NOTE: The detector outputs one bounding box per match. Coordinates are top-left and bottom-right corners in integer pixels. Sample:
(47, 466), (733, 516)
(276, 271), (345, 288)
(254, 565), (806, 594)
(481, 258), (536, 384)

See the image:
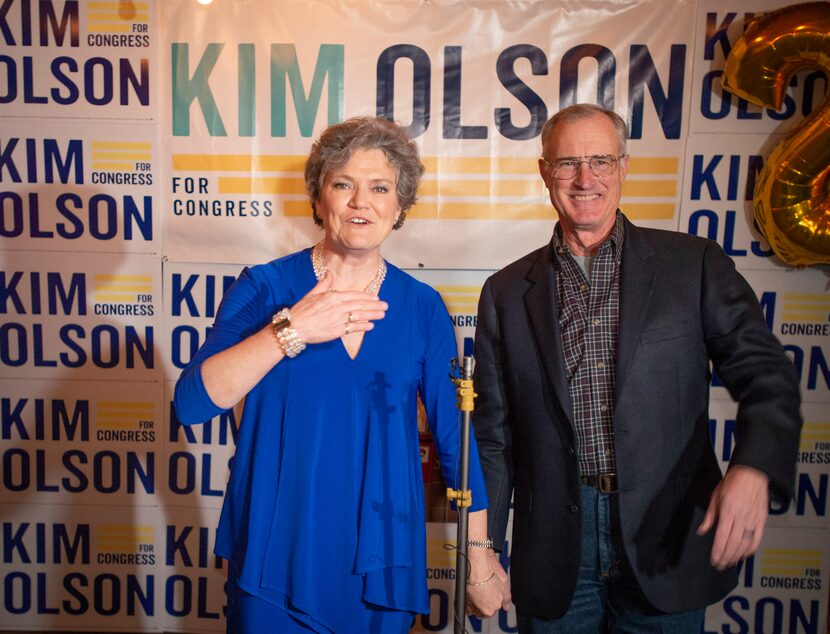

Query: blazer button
(567, 447), (575, 456)
(569, 504), (579, 513)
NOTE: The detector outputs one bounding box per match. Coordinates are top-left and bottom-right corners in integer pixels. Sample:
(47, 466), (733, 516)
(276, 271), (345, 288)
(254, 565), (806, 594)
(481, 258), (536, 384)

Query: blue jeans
(517, 484), (705, 633)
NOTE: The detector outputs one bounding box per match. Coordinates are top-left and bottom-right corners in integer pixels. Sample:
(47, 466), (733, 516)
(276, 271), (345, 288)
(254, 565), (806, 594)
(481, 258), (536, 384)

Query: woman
(174, 117), (506, 633)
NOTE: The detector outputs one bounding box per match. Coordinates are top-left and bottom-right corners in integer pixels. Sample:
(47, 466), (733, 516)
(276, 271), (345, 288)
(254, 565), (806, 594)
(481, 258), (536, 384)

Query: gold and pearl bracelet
(272, 308), (306, 358)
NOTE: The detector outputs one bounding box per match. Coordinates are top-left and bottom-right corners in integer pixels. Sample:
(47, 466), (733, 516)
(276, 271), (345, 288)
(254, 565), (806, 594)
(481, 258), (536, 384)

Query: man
(470, 104), (802, 631)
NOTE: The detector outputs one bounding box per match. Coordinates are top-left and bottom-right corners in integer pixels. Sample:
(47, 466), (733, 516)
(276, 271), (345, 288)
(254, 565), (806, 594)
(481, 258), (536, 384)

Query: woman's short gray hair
(305, 117), (425, 230)
(540, 104), (628, 156)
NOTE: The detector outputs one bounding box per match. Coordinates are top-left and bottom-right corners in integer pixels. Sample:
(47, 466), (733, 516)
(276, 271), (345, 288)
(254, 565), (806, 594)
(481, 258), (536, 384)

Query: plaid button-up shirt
(552, 212), (625, 476)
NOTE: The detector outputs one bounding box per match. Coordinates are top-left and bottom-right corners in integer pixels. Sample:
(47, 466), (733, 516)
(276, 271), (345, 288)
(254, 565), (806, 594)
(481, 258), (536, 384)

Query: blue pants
(518, 484), (705, 633)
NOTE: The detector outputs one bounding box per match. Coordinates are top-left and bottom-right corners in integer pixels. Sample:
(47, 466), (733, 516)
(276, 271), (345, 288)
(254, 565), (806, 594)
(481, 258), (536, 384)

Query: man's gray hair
(540, 104), (628, 156)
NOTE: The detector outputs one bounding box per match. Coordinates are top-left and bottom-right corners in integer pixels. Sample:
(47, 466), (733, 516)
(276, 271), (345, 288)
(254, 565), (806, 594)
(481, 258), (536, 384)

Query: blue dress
(174, 248), (489, 633)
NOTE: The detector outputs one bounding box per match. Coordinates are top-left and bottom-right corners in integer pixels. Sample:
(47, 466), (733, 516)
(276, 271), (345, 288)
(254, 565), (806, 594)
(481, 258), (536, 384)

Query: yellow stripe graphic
(784, 294), (830, 302)
(93, 293), (143, 302)
(761, 567), (816, 575)
(764, 548), (821, 557)
(98, 524), (154, 552)
(422, 156), (537, 175)
(92, 161), (135, 171)
(91, 151), (152, 161)
(419, 178), (545, 198)
(435, 286), (482, 314)
(621, 203), (675, 220)
(219, 177), (306, 195)
(99, 401), (154, 411)
(800, 423), (830, 449)
(176, 153), (678, 221)
(97, 421), (145, 430)
(781, 313), (830, 322)
(175, 153), (680, 175)
(101, 524), (153, 533)
(88, 23), (133, 32)
(782, 293), (830, 320)
(88, 2), (150, 9)
(97, 401), (154, 428)
(88, 11), (149, 20)
(622, 180), (677, 197)
(92, 275), (152, 302)
(405, 201), (554, 221)
(93, 283), (152, 292)
(95, 275), (151, 282)
(782, 303), (830, 312)
(174, 154), (304, 171)
(436, 286), (482, 293)
(627, 157), (679, 174)
(93, 142), (151, 150)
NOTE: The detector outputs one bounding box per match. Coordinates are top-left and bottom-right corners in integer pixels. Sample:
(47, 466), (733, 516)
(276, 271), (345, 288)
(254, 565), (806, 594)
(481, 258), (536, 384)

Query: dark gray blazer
(472, 214), (802, 617)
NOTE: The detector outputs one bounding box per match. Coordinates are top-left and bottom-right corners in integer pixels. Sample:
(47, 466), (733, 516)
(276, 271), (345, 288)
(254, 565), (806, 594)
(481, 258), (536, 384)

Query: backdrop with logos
(1, 0), (828, 631)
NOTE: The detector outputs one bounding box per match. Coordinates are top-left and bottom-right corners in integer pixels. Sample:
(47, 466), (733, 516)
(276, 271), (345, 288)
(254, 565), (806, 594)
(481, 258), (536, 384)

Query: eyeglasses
(541, 154), (626, 180)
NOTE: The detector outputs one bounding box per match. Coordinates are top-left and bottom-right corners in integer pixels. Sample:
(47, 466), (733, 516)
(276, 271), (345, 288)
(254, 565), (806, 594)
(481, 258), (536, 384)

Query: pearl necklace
(311, 241), (387, 295)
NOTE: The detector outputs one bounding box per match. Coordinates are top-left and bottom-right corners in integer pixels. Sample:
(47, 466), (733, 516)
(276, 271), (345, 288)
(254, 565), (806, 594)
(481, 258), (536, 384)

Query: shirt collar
(551, 210), (625, 265)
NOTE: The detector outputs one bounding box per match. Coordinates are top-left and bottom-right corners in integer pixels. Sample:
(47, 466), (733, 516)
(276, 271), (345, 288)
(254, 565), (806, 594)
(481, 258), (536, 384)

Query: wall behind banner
(0, 0), (827, 631)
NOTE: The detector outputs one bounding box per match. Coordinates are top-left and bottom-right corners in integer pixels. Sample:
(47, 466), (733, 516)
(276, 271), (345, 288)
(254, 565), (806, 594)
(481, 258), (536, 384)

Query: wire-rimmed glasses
(541, 154), (626, 180)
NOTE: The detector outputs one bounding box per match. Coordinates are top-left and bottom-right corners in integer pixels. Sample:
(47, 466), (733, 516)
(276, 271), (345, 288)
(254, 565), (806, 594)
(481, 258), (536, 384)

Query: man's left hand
(697, 465), (769, 571)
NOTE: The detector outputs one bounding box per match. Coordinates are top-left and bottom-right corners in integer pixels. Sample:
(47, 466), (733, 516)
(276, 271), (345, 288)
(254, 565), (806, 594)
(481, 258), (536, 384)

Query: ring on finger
(348, 311), (355, 322)
(345, 323), (350, 335)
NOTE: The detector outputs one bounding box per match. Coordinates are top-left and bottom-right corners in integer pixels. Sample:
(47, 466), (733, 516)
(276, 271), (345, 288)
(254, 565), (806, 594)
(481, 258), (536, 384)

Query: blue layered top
(173, 249), (488, 631)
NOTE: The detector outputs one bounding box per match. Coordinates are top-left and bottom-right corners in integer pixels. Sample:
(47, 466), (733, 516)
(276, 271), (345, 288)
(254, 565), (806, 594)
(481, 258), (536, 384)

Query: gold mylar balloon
(722, 1), (830, 267)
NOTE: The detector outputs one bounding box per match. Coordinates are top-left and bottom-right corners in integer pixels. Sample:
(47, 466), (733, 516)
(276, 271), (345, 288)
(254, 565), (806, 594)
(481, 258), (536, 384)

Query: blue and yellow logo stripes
(759, 548), (822, 577)
(96, 401), (154, 430)
(92, 274), (152, 303)
(172, 153), (681, 221)
(97, 525), (154, 553)
(436, 286), (481, 316)
(621, 156), (679, 220)
(781, 293), (830, 323)
(91, 141), (152, 172)
(800, 422), (829, 451)
(411, 156), (546, 220)
(87, 1), (149, 33)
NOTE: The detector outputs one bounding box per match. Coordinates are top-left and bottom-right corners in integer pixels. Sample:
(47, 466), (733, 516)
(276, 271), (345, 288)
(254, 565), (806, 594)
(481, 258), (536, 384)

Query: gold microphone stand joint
(446, 487), (472, 508)
(447, 366), (477, 508)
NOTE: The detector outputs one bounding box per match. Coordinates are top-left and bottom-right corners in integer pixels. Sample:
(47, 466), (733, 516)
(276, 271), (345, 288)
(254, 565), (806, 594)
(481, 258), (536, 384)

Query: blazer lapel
(615, 219), (657, 402)
(524, 244), (574, 427)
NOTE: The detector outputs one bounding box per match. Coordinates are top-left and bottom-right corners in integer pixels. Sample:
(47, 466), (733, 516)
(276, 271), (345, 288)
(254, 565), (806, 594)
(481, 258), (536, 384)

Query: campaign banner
(709, 399), (830, 530)
(0, 251), (162, 381)
(161, 0), (695, 269)
(679, 132), (779, 271)
(731, 267), (829, 403)
(0, 502), (162, 631)
(1, 378), (162, 507)
(163, 381), (236, 511)
(0, 0), (157, 120)
(703, 526), (829, 634)
(0, 119), (160, 255)
(1, 0), (827, 631)
(161, 260), (244, 382)
(406, 267), (496, 360)
(160, 506), (227, 632)
(689, 0), (827, 137)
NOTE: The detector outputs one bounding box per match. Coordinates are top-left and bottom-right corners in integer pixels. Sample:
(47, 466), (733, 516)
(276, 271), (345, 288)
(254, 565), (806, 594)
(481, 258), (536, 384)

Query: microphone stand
(447, 355), (476, 634)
